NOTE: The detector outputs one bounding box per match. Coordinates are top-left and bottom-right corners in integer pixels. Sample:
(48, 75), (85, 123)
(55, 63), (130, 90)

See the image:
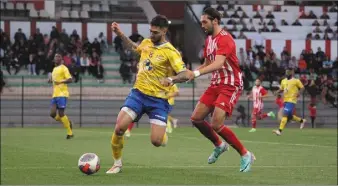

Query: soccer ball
(78, 153), (100, 175)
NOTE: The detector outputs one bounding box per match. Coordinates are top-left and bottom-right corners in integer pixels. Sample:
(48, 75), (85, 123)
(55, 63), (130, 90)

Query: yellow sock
(168, 115), (173, 123)
(60, 115), (72, 135)
(279, 117), (288, 131)
(161, 132), (168, 146)
(167, 119), (172, 130)
(292, 115), (302, 123)
(54, 114), (61, 122)
(111, 132), (124, 160)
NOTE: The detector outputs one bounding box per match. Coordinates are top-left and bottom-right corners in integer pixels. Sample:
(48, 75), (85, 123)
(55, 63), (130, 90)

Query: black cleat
(66, 135), (74, 139)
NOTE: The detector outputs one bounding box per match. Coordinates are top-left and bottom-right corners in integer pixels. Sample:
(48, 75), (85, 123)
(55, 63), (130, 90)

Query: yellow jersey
(168, 84), (179, 105)
(280, 78), (304, 104)
(134, 39), (186, 99)
(51, 64), (72, 98)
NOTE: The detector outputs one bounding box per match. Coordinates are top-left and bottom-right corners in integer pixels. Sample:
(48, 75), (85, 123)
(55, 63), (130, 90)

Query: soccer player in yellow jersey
(49, 53), (74, 139)
(273, 68), (306, 136)
(106, 15), (191, 174)
(166, 84), (179, 133)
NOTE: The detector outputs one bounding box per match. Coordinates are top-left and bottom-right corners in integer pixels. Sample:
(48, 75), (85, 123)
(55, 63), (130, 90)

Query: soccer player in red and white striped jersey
(247, 79), (275, 132)
(168, 7), (255, 172)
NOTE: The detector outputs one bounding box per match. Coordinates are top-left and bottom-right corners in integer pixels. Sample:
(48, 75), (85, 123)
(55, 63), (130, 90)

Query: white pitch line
(3, 165), (337, 170)
(79, 130), (336, 148)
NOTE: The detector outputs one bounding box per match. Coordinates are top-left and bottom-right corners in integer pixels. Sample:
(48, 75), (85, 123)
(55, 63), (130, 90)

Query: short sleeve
(216, 35), (233, 56)
(167, 49), (186, 74)
(280, 80), (285, 90)
(260, 87), (268, 96)
(136, 39), (148, 54)
(63, 66), (72, 79)
(297, 79), (304, 89)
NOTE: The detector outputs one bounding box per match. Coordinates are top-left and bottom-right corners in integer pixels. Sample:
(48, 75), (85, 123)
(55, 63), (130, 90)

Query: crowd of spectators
(0, 27), (106, 83)
(201, 1), (338, 40)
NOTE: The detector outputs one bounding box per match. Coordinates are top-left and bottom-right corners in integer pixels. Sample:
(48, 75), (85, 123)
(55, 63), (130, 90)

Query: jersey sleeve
(280, 80), (285, 90)
(297, 79), (304, 89)
(167, 49), (186, 74)
(260, 87), (268, 96)
(216, 35), (233, 57)
(171, 84), (179, 93)
(136, 39), (148, 54)
(63, 66), (72, 79)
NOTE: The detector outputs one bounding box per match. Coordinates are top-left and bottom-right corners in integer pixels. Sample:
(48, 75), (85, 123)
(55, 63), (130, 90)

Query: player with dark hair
(273, 68), (306, 135)
(106, 15), (191, 174)
(247, 79), (275, 132)
(163, 7), (255, 172)
(49, 52), (74, 139)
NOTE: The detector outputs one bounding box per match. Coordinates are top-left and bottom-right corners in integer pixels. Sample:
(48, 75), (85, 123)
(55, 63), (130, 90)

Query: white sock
(114, 159), (122, 166)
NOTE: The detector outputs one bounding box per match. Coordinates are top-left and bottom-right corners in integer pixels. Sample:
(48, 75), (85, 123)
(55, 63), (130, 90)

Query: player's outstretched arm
(171, 70), (193, 84)
(111, 22), (138, 53)
(192, 55), (226, 79)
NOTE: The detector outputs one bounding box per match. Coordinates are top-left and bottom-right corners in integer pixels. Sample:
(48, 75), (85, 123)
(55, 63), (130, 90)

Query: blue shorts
(283, 102), (295, 118)
(168, 105), (173, 113)
(51, 97), (68, 109)
(122, 89), (170, 126)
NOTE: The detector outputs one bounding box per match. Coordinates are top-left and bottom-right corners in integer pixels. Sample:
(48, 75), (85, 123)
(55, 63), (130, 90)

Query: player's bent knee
(151, 139), (162, 147)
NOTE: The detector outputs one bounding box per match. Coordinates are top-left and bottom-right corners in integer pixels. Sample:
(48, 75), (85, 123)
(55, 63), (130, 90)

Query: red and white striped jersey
(252, 85), (268, 109)
(203, 29), (243, 87)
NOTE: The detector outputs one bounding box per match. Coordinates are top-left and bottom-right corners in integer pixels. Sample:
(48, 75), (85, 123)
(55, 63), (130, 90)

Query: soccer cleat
(166, 127), (173, 134)
(66, 135), (74, 139)
(249, 128), (256, 132)
(272, 129), (281, 136)
(300, 119), (306, 129)
(106, 165), (122, 174)
(268, 111), (276, 119)
(125, 130), (131, 138)
(240, 151), (255, 172)
(172, 118), (178, 128)
(208, 142), (229, 164)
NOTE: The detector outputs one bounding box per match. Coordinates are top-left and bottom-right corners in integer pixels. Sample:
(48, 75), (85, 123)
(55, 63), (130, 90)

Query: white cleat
(272, 129), (281, 136)
(300, 119), (306, 129)
(106, 164), (122, 174)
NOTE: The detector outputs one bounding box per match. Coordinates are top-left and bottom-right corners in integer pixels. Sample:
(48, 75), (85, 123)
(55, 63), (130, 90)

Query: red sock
(216, 125), (247, 156)
(251, 119), (257, 128)
(193, 120), (223, 147)
(260, 113), (268, 119)
(128, 122), (135, 131)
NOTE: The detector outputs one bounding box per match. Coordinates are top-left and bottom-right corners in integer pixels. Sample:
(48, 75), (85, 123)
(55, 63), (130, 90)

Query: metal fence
(1, 77), (337, 128)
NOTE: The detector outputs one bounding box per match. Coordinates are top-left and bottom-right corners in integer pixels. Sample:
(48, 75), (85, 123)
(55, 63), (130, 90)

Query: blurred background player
(247, 79), (275, 132)
(167, 7), (255, 172)
(273, 68), (306, 136)
(308, 103), (317, 128)
(49, 53), (74, 139)
(106, 15), (190, 174)
(275, 94), (284, 121)
(166, 84), (179, 133)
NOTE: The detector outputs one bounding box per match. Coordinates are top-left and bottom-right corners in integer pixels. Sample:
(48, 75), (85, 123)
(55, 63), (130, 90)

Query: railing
(1, 76), (337, 128)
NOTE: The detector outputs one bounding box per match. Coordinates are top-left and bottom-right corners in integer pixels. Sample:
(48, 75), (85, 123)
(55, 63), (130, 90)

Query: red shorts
(199, 85), (242, 117)
(252, 107), (262, 116)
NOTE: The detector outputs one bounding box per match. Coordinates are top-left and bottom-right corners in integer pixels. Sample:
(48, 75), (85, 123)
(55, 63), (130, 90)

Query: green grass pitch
(1, 127), (337, 185)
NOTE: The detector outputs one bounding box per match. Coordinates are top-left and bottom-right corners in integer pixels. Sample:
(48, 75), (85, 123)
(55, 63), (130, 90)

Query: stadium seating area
(0, 0), (147, 22)
(192, 3), (338, 40)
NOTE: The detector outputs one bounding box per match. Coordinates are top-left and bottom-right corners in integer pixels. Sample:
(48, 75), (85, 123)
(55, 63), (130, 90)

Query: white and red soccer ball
(78, 153), (100, 175)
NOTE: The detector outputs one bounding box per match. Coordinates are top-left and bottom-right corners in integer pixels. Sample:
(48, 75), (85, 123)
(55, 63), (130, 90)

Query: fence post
(21, 76), (24, 128)
(79, 77), (82, 128)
